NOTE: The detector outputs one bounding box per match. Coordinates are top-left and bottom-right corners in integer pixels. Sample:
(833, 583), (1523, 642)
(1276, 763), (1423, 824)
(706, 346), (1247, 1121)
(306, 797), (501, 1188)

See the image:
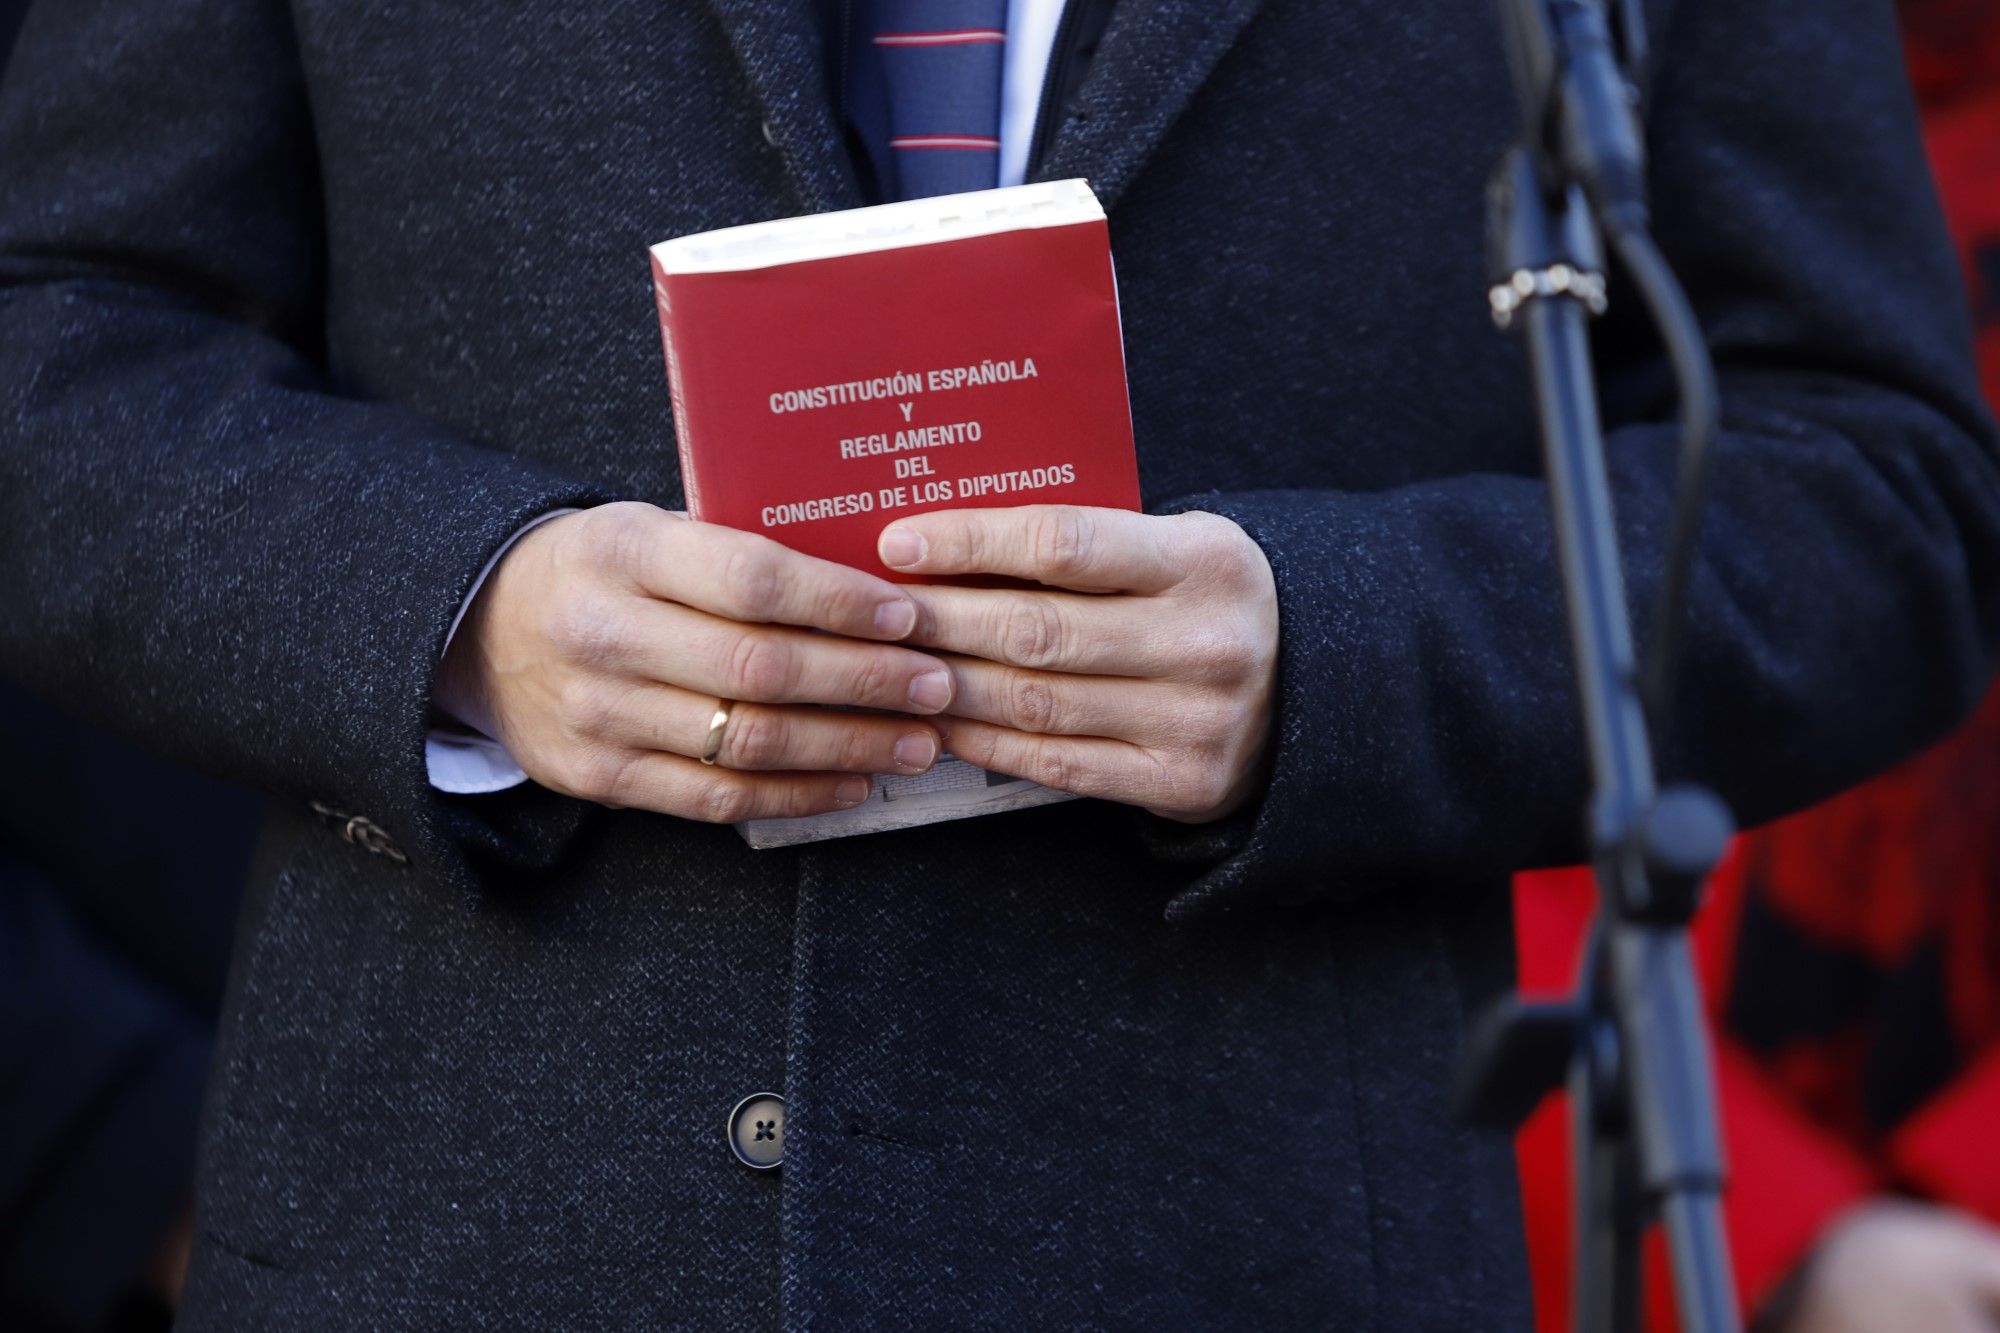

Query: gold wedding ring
(700, 700), (734, 766)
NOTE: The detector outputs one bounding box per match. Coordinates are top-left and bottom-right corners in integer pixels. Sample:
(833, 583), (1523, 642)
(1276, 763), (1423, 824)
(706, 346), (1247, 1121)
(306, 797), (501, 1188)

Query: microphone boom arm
(1455, 4), (1741, 1331)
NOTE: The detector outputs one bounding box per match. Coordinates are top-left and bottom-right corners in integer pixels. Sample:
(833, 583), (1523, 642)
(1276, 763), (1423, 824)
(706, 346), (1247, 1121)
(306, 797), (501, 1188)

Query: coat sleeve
(1148, 0), (2000, 921)
(0, 2), (616, 890)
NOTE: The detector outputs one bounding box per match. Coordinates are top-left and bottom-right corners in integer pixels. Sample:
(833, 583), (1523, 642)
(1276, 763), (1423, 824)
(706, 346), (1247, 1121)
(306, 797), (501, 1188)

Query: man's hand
(880, 505), (1279, 822)
(436, 502), (955, 822)
(1778, 1201), (2000, 1333)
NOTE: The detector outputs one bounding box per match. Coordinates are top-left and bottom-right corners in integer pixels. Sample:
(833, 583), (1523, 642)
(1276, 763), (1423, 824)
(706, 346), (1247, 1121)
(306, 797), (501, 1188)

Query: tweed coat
(1, 0), (1996, 1326)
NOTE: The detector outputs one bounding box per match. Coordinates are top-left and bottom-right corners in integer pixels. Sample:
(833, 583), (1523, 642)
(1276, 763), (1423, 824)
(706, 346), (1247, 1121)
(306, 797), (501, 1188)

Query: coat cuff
(1144, 489), (1387, 922)
(296, 465), (614, 895)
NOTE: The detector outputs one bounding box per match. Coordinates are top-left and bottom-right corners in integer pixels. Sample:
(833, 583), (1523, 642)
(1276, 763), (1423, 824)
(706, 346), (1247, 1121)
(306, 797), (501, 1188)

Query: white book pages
(737, 754), (1076, 848)
(650, 178), (1103, 275)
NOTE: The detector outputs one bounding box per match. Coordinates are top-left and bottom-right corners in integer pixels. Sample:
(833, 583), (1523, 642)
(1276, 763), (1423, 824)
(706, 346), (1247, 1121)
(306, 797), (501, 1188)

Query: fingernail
(836, 776), (870, 806)
(880, 527), (926, 569)
(892, 732), (937, 772)
(874, 599), (916, 637)
(932, 715), (954, 741)
(907, 669), (952, 712)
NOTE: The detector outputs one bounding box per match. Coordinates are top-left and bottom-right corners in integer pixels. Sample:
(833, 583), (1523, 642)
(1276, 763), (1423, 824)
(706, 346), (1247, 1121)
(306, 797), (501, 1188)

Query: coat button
(728, 1093), (786, 1170)
(309, 800), (408, 864)
(342, 815), (407, 863)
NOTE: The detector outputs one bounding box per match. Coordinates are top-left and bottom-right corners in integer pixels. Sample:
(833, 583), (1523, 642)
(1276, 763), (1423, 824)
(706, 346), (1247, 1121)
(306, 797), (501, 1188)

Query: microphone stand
(1454, 3), (1741, 1330)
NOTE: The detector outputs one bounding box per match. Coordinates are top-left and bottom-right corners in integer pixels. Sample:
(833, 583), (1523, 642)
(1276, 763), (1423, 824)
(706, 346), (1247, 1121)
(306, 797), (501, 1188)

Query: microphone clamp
(1488, 261), (1608, 330)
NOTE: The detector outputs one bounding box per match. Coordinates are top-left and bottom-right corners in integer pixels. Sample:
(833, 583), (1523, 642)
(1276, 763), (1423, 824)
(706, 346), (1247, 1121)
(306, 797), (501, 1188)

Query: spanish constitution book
(648, 178), (1139, 847)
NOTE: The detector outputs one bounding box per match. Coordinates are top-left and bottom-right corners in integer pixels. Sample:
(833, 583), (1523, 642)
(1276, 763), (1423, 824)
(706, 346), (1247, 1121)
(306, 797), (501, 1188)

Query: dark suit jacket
(1, 0), (1995, 1326)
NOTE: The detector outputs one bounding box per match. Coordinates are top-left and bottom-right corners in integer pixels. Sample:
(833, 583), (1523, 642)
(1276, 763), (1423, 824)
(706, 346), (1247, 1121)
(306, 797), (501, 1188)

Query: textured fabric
(0, 0), (1995, 1327)
(847, 0), (1009, 199)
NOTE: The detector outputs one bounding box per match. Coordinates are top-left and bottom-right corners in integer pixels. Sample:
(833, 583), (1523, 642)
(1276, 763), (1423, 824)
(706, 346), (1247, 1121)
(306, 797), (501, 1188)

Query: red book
(649, 180), (1139, 580)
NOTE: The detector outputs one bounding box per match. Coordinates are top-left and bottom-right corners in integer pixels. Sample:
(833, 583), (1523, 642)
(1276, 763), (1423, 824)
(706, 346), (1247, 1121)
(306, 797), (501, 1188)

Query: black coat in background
(0, 686), (258, 1332)
(2, 0), (1996, 1326)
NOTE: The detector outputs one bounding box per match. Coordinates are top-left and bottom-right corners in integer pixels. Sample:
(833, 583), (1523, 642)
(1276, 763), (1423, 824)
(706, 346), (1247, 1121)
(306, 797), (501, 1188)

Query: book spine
(651, 259), (705, 519)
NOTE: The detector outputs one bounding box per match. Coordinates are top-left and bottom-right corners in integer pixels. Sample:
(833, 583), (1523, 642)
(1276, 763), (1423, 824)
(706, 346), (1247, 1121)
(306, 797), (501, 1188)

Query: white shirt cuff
(425, 508), (580, 794)
(425, 727), (536, 794)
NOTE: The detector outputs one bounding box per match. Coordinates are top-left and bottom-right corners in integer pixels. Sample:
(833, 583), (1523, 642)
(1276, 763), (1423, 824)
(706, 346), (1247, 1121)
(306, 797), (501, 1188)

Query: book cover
(647, 180), (1138, 846)
(649, 179), (1139, 580)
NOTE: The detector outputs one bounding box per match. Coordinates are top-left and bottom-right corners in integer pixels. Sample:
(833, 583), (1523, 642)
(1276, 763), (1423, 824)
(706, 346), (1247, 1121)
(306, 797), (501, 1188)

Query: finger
(904, 583), (1187, 675)
(587, 749), (875, 823)
(631, 513), (920, 640)
(942, 656), (1159, 740)
(879, 505), (1183, 593)
(944, 717), (1174, 808)
(581, 681), (943, 775)
(628, 600), (956, 714)
(710, 700), (942, 775)
(715, 702), (941, 775)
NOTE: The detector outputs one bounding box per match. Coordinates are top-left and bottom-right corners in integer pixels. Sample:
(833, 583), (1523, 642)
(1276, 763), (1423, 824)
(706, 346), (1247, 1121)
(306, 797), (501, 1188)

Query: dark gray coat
(1, 0), (1995, 1326)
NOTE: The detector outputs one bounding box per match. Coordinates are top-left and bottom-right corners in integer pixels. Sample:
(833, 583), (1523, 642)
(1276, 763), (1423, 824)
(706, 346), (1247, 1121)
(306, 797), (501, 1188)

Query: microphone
(1497, 0), (1716, 723)
(1462, 2), (1740, 1327)
(1497, 0), (1649, 231)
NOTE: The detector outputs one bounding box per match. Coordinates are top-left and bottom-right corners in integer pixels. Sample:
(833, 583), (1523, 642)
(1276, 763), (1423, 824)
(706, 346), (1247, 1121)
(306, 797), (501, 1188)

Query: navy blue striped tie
(847, 1), (1008, 200)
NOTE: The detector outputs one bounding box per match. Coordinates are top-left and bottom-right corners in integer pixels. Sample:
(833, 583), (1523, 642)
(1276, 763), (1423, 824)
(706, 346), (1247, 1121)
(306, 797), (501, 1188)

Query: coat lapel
(1036, 0), (1270, 211)
(704, 0), (862, 213)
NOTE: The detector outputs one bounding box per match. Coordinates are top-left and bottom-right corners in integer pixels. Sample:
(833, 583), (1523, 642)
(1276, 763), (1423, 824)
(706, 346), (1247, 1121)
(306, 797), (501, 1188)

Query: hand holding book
(887, 503), (1279, 823)
(641, 179), (1186, 844)
(433, 502), (955, 823)
(443, 181), (1276, 838)
(433, 496), (1278, 831)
